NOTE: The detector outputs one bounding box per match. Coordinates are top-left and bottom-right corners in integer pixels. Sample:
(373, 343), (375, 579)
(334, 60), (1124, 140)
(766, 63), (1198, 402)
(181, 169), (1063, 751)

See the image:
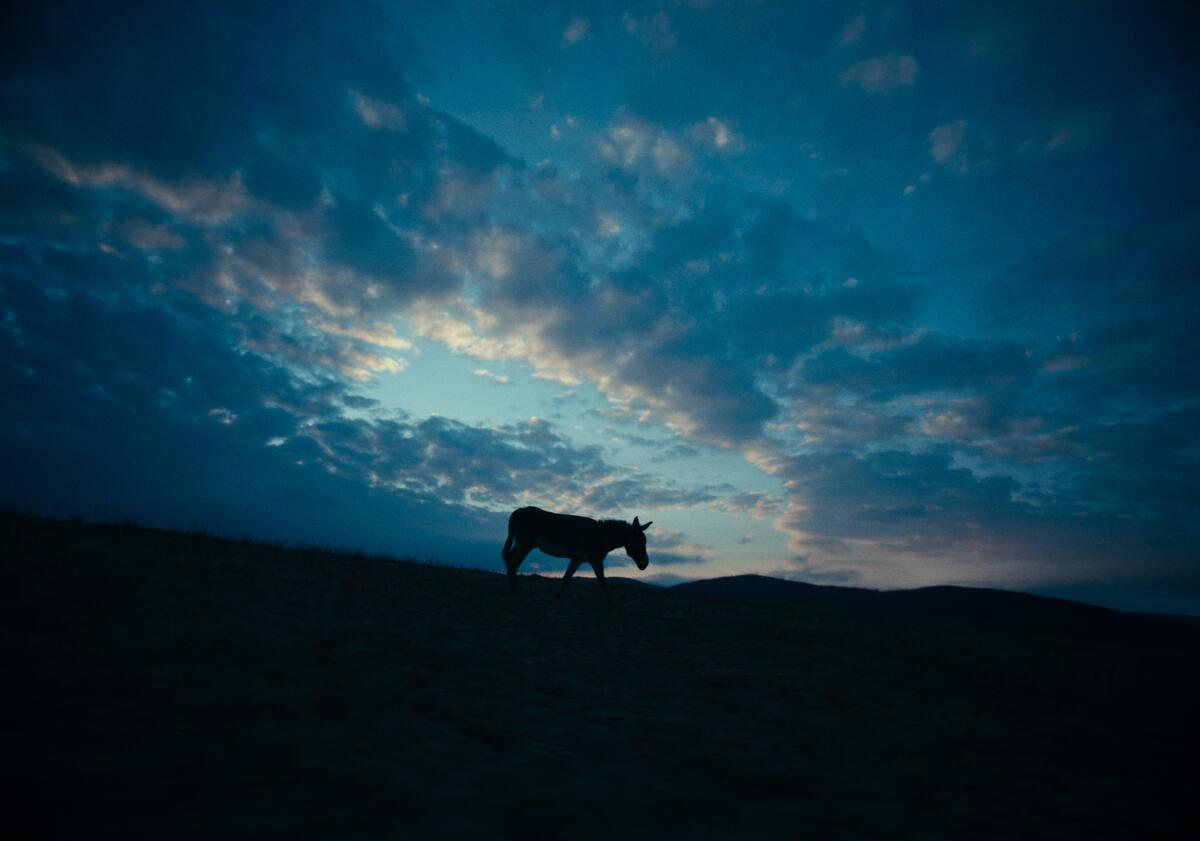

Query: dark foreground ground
(5, 513), (1198, 839)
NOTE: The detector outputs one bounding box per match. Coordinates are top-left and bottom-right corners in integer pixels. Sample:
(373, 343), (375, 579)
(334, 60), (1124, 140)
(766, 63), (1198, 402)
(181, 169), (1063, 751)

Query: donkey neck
(599, 520), (630, 553)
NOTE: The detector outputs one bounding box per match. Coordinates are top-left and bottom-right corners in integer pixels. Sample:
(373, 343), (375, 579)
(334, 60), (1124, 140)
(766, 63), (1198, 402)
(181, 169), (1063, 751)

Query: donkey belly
(534, 537), (580, 558)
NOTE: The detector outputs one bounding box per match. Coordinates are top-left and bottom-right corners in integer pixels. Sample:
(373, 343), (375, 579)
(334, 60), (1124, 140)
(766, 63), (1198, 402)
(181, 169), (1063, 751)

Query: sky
(2, 1), (1198, 614)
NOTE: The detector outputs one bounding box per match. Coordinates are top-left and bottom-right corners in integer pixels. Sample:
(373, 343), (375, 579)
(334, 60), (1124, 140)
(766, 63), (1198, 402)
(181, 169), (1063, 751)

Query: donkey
(501, 506), (653, 603)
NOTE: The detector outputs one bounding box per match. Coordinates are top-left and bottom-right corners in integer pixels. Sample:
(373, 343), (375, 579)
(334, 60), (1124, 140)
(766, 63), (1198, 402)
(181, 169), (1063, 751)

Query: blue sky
(2, 1), (1198, 613)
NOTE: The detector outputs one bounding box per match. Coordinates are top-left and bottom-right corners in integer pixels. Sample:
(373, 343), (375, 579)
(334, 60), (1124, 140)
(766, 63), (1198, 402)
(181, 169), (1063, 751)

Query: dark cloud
(799, 336), (1033, 400)
(771, 445), (1199, 603)
(450, 184), (929, 445)
(0, 235), (728, 563)
(2, 0), (520, 329)
(3, 1), (414, 179)
(983, 216), (1200, 330)
(0, 240), (501, 560)
(776, 448), (1022, 551)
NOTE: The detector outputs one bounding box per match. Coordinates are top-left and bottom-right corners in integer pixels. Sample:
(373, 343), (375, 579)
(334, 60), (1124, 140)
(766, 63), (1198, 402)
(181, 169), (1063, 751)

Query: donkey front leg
(591, 558), (613, 606)
(506, 542), (533, 594)
(555, 557), (583, 599)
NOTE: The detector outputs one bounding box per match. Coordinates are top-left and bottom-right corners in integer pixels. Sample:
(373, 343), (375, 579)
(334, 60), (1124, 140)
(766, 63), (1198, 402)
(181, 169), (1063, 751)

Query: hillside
(5, 513), (1198, 839)
(673, 574), (1200, 645)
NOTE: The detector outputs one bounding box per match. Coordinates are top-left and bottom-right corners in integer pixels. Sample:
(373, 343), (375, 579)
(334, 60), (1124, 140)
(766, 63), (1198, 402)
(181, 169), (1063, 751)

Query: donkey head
(625, 516), (653, 570)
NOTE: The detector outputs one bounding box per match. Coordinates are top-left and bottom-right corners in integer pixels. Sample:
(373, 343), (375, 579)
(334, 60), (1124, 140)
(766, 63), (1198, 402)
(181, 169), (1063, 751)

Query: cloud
(351, 90), (406, 131)
(928, 120), (970, 174)
(711, 492), (782, 520)
(113, 217), (187, 252)
(473, 368), (511, 384)
(798, 336), (1033, 400)
(762, 444), (1195, 592)
(28, 144), (252, 225)
(689, 117), (745, 154)
(623, 11), (677, 52)
(2, 1), (417, 181)
(562, 17), (590, 45)
(982, 216), (1200, 329)
(840, 53), (918, 93)
(598, 113), (693, 178)
(839, 13), (867, 46)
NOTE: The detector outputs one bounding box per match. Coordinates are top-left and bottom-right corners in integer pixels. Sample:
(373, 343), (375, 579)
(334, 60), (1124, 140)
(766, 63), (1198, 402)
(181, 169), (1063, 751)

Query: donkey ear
(640, 520), (653, 531)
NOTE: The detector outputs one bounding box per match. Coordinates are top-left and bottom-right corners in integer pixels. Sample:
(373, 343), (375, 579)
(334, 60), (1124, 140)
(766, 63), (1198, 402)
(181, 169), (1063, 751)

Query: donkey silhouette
(502, 506), (652, 604)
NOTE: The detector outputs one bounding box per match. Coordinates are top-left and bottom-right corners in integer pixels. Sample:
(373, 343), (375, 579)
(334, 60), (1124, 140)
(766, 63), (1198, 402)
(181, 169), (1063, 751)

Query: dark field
(5, 513), (1197, 839)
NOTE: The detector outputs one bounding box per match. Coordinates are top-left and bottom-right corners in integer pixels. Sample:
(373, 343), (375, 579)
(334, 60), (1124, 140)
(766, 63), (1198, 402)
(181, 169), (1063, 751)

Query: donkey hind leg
(506, 541), (533, 594)
(591, 559), (613, 606)
(501, 526), (515, 565)
(555, 557), (583, 599)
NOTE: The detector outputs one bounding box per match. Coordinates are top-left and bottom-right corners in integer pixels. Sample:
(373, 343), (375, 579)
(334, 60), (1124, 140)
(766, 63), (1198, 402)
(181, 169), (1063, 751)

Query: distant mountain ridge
(671, 574), (1200, 647)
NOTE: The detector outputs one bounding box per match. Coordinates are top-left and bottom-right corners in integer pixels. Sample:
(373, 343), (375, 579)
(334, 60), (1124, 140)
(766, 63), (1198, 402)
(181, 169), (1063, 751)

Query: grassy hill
(5, 512), (1197, 839)
(674, 574), (1200, 645)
